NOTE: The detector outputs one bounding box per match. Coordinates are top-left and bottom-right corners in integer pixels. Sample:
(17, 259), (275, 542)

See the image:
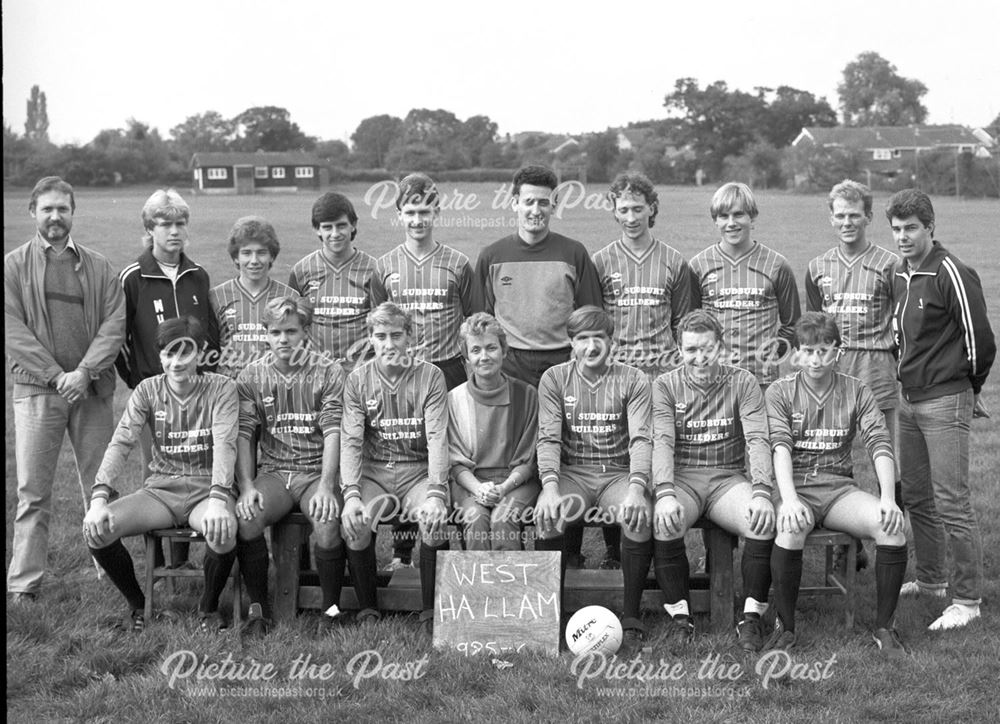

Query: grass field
(5, 183), (1000, 723)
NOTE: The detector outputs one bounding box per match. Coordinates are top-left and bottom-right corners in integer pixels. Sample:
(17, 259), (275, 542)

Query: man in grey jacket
(5, 176), (125, 602)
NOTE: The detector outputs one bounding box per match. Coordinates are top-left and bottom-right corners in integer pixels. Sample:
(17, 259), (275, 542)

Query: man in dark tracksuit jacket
(887, 188), (995, 632)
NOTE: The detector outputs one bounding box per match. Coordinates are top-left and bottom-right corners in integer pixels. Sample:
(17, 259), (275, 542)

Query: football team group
(5, 165), (994, 661)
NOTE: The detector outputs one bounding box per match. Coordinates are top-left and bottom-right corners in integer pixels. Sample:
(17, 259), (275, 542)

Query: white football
(565, 605), (623, 656)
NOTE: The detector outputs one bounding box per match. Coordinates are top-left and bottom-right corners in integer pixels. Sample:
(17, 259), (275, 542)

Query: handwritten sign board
(433, 550), (560, 657)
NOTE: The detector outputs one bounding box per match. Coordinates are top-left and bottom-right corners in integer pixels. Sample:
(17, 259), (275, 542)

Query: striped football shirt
(210, 277), (295, 378)
(236, 352), (344, 473)
(340, 358), (449, 502)
(373, 243), (475, 362)
(92, 373), (238, 502)
(593, 237), (696, 375)
(288, 248), (379, 366)
(765, 371), (894, 477)
(690, 242), (800, 385)
(536, 360), (652, 483)
(805, 244), (898, 351)
(652, 365), (772, 499)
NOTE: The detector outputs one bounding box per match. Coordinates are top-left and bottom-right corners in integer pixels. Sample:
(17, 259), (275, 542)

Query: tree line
(4, 52), (997, 195)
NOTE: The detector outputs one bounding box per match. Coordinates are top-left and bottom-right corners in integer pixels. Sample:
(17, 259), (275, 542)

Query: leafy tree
(985, 112), (1000, 140)
(232, 106), (315, 152)
(351, 114), (403, 167)
(722, 141), (784, 189)
(837, 52), (928, 126)
(458, 115), (499, 167)
(758, 86), (837, 147)
(584, 129), (623, 183)
(391, 108), (466, 169)
(25, 85), (49, 143)
(169, 111), (235, 157)
(664, 78), (768, 177)
(314, 139), (350, 166)
(385, 141), (447, 173)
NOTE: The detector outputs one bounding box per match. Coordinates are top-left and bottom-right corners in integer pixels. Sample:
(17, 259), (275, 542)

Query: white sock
(743, 597), (768, 616)
(663, 600), (690, 618)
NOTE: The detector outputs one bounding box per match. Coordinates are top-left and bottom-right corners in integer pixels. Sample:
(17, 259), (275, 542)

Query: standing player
(806, 180), (899, 570)
(651, 310), (775, 650)
(475, 165), (603, 387)
(534, 306), (653, 652)
(888, 189), (994, 630)
(211, 216), (295, 378)
(764, 313), (907, 656)
(83, 317), (239, 632)
(595, 172), (695, 378)
(689, 182), (800, 386)
(373, 173), (475, 568)
(340, 303), (450, 632)
(449, 312), (539, 551)
(234, 297), (345, 636)
(6, 176), (125, 602)
(289, 192), (379, 370)
(587, 172), (696, 570)
(374, 172), (475, 389)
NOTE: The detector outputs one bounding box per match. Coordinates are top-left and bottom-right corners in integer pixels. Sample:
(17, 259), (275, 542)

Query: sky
(4, 0), (999, 146)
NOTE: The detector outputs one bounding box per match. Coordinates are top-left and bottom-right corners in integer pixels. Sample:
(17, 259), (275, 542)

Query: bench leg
(845, 540), (857, 629)
(705, 528), (735, 633)
(144, 535), (155, 622)
(272, 523), (304, 622)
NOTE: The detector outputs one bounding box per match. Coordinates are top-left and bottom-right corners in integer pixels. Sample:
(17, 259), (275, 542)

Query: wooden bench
(798, 528), (857, 629)
(272, 512), (737, 633)
(143, 528), (242, 622)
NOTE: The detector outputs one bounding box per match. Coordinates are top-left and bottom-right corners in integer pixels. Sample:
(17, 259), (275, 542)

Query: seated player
(534, 306), (653, 653)
(233, 297), (345, 636)
(651, 310), (775, 651)
(449, 313), (539, 551)
(211, 216), (295, 378)
(764, 312), (907, 656)
(340, 302), (449, 632)
(82, 317), (238, 632)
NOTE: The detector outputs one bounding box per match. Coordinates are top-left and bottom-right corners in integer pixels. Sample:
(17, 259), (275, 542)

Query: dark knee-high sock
(200, 547), (236, 614)
(564, 525), (584, 557)
(621, 536), (652, 621)
(346, 540), (378, 611)
(603, 526), (622, 559)
(237, 536), (270, 610)
(535, 534), (567, 604)
(170, 540), (191, 567)
(741, 538), (774, 605)
(770, 545), (803, 632)
(875, 544), (908, 629)
(653, 538), (690, 606)
(90, 542), (145, 611)
(419, 539), (449, 612)
(894, 481), (905, 513)
(314, 542), (346, 612)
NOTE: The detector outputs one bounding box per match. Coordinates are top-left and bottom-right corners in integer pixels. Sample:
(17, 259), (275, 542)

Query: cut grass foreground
(5, 184), (1000, 722)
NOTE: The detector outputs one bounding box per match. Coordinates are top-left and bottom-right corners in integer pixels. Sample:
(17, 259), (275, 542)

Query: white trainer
(928, 603), (980, 631)
(900, 580), (947, 598)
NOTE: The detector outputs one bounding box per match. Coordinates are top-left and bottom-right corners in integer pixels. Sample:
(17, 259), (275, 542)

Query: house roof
(191, 151), (322, 168)
(794, 125), (981, 150)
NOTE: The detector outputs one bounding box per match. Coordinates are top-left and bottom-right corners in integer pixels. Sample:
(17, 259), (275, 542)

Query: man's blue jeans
(898, 388), (981, 603)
